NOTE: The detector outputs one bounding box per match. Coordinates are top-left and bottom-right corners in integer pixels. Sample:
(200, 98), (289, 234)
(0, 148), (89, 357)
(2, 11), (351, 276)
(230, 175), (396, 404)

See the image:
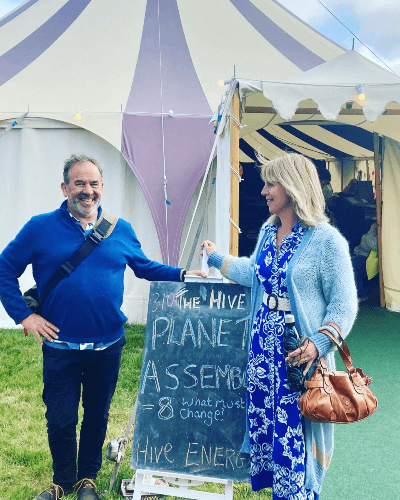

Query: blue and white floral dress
(247, 222), (318, 500)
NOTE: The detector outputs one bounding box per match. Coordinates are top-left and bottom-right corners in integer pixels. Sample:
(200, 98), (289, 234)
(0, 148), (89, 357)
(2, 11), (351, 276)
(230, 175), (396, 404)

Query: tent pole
(229, 86), (240, 257)
(178, 80), (236, 266)
(373, 132), (385, 308)
(341, 160), (343, 191)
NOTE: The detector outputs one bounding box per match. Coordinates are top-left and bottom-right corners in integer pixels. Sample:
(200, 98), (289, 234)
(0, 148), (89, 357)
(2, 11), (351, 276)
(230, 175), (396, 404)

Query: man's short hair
(63, 154), (103, 184)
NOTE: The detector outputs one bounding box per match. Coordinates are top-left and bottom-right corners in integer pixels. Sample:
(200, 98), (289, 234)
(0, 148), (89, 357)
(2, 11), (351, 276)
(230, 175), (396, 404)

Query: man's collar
(68, 211), (95, 229)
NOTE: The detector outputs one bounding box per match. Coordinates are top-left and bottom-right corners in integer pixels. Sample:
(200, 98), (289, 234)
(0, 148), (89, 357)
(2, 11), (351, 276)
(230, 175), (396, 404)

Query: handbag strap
(40, 213), (118, 308)
(320, 330), (355, 373)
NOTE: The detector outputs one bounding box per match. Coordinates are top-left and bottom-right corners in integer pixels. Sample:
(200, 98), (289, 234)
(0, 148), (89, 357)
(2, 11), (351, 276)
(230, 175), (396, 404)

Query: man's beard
(68, 195), (101, 217)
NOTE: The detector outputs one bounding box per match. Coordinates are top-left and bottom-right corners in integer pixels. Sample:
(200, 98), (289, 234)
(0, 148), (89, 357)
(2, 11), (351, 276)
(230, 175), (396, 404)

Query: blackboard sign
(131, 281), (251, 482)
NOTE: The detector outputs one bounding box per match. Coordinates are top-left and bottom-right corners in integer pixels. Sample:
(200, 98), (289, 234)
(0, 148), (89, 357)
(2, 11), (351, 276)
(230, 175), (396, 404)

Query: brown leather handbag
(298, 331), (378, 423)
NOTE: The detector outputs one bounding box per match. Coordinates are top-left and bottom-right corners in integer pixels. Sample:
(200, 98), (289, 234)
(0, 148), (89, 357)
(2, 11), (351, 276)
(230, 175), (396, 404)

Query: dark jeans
(42, 337), (126, 490)
(351, 254), (368, 300)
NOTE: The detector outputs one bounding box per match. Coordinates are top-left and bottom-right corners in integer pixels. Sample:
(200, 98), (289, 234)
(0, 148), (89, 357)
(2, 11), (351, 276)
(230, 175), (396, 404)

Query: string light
(218, 78), (233, 87)
(355, 84), (366, 105)
(74, 109), (83, 120)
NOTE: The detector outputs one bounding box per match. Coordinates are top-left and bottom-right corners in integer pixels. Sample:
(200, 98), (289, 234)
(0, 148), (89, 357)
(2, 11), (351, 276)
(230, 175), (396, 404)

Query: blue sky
(280, 0), (400, 74)
(0, 0), (23, 18)
(1, 0), (399, 74)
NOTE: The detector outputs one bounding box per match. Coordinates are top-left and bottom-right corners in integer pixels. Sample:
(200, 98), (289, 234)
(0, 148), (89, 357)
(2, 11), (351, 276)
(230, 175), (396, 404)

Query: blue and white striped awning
(239, 122), (375, 162)
(237, 51), (400, 163)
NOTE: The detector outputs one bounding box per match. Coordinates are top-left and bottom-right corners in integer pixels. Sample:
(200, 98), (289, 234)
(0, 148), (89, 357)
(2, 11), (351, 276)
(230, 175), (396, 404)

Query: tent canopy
(6, 0), (399, 322)
(236, 50), (400, 185)
(0, 0), (347, 265)
(219, 49), (400, 313)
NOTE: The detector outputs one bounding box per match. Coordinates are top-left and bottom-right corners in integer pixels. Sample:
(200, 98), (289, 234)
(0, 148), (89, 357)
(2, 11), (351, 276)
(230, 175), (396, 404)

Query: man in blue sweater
(0, 154), (204, 500)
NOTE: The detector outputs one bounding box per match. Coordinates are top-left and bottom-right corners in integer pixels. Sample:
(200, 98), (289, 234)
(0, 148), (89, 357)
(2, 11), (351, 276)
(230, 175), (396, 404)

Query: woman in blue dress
(202, 154), (357, 499)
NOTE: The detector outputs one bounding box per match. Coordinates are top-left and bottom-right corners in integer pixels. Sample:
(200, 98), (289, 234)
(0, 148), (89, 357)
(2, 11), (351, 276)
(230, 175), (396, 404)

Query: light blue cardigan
(208, 221), (358, 494)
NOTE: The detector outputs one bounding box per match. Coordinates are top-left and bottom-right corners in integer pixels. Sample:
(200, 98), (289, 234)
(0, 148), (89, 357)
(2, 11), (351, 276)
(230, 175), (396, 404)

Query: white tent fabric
(0, 125), (155, 327)
(0, 0), (349, 326)
(239, 51), (400, 123)
(0, 123), (216, 327)
(382, 138), (400, 313)
(0, 0), (345, 139)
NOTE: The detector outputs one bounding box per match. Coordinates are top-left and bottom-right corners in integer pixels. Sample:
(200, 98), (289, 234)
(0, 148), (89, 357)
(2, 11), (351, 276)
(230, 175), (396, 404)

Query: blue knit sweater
(208, 221), (358, 494)
(0, 202), (181, 343)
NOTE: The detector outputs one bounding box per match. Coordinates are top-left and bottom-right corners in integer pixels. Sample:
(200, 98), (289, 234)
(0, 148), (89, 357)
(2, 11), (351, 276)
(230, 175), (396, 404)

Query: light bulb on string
(74, 109), (83, 121)
(355, 84), (366, 105)
(218, 78), (233, 87)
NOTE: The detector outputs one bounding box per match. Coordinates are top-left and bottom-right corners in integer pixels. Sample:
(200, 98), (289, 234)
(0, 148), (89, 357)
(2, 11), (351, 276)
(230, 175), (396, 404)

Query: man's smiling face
(61, 161), (104, 219)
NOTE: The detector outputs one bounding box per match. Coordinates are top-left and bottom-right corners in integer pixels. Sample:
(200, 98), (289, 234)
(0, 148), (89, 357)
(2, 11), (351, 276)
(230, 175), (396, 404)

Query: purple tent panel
(122, 114), (214, 266)
(122, 0), (214, 265)
(231, 0), (325, 71)
(0, 0), (91, 86)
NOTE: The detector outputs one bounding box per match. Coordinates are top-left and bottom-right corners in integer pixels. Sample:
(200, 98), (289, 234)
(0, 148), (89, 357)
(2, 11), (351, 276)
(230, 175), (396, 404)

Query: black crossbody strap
(41, 213), (118, 308)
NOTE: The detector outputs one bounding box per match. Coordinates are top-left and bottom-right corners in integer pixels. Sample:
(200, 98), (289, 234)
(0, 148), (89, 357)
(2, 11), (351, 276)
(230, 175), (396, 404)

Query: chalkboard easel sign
(131, 281), (251, 483)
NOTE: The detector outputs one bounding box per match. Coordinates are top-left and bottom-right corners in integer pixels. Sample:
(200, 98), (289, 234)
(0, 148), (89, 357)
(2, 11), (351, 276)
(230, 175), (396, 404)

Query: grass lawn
(0, 324), (271, 500)
(5, 303), (394, 500)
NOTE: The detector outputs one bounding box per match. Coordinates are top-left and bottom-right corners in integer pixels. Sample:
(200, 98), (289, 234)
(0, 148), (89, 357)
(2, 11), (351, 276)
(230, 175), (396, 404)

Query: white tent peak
(288, 50), (400, 86)
(239, 50), (400, 122)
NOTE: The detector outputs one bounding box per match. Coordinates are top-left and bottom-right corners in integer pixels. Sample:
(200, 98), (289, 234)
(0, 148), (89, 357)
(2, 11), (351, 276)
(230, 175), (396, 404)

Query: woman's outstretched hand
(285, 338), (318, 376)
(186, 270), (208, 278)
(201, 240), (217, 257)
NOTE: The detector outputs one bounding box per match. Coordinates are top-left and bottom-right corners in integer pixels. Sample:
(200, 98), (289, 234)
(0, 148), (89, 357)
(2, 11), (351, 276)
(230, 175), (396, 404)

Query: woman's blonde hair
(259, 153), (328, 226)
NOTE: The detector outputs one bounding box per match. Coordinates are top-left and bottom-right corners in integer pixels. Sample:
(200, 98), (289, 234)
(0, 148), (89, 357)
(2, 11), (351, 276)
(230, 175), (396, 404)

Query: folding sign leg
(129, 470), (234, 500)
(130, 471), (144, 500)
(108, 399), (138, 492)
(224, 480), (234, 499)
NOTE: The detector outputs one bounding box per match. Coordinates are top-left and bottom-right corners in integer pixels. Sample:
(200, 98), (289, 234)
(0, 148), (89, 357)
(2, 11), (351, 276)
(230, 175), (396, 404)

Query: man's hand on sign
(21, 314), (59, 345)
(200, 240), (217, 256)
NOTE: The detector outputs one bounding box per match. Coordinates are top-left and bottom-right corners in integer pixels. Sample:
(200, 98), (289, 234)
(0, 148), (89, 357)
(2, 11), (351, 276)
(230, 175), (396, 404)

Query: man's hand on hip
(20, 314), (59, 345)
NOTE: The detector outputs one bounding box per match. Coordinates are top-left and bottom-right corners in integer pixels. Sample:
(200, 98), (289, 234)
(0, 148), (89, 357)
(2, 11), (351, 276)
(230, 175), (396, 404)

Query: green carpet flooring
(320, 303), (400, 500)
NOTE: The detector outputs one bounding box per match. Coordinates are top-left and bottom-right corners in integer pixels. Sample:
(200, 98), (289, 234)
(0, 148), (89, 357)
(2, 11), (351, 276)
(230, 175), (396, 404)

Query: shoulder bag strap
(40, 213), (119, 309)
(321, 330), (355, 373)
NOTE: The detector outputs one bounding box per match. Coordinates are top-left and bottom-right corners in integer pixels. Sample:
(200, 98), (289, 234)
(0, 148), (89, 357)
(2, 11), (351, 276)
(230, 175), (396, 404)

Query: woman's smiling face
(261, 181), (292, 216)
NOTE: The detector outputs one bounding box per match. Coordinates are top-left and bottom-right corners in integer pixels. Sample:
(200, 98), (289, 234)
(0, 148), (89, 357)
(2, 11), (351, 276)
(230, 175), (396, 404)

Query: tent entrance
(236, 152), (381, 306)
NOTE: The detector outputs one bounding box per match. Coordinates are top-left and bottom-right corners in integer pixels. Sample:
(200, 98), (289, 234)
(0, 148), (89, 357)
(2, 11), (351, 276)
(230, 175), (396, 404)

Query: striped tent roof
(0, 0), (345, 264)
(239, 122), (376, 162)
(230, 49), (400, 315)
(238, 50), (400, 163)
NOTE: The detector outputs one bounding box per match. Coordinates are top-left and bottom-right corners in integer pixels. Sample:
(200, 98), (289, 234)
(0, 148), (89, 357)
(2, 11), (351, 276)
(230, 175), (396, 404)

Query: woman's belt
(263, 292), (291, 312)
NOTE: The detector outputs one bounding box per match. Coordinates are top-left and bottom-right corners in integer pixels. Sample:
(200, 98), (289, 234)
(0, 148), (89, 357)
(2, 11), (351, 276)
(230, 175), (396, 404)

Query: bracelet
(317, 325), (342, 346)
(180, 269), (187, 282)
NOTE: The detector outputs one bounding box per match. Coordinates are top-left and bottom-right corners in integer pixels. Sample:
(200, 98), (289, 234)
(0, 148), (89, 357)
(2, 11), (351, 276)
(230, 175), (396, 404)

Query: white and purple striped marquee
(0, 0), (344, 265)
